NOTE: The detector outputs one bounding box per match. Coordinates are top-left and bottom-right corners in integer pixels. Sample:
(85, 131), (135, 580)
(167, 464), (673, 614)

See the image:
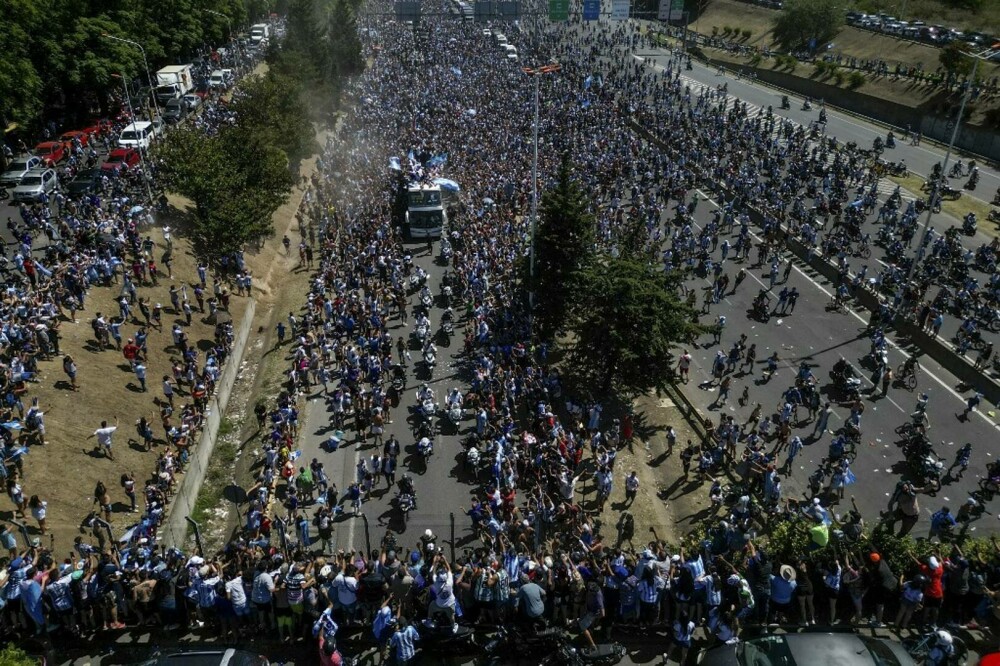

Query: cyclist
(900, 356), (919, 379)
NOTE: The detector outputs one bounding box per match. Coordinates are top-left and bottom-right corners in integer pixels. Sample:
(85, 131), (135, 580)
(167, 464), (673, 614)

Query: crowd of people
(2, 2), (999, 665)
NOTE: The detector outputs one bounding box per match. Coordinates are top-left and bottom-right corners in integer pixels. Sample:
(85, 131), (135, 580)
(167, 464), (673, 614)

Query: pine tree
(532, 157), (595, 342)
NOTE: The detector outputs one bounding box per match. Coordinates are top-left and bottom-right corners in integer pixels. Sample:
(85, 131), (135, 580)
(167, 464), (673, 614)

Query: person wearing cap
(914, 551), (946, 628)
(864, 552), (896, 627)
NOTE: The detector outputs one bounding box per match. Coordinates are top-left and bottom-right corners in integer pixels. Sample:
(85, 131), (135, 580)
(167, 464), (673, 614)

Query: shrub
(749, 53), (763, 67)
(848, 71), (866, 89)
(742, 29), (752, 40)
(712, 26), (719, 36)
(833, 70), (845, 86)
(723, 26), (733, 37)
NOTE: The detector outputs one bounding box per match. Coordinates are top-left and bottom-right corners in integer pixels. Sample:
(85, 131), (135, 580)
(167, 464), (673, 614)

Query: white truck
(250, 23), (270, 45)
(155, 65), (194, 105)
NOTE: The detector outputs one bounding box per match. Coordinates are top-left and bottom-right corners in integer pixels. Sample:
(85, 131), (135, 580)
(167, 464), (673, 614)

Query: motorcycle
(396, 491), (415, 521)
(398, 475), (418, 509)
(420, 291), (433, 310)
(416, 436), (434, 461)
(417, 613), (478, 652)
(887, 161), (907, 177)
(963, 213), (977, 236)
(886, 132), (895, 149)
(441, 284), (453, 308)
(482, 625), (568, 663)
(423, 345), (437, 368)
(446, 403), (462, 428)
(442, 318), (453, 337)
(802, 99), (812, 111)
(780, 95), (791, 110)
(465, 445), (481, 479)
(408, 269), (427, 291)
(915, 452), (944, 490)
(542, 638), (627, 666)
(988, 210), (1000, 224)
(439, 239), (453, 264)
(819, 109), (827, 124)
(413, 321), (430, 344)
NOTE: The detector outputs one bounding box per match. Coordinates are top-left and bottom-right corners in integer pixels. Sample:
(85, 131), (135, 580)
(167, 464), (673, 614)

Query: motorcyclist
(417, 383), (435, 404)
(415, 312), (430, 335)
(886, 131), (895, 148)
(446, 388), (463, 409)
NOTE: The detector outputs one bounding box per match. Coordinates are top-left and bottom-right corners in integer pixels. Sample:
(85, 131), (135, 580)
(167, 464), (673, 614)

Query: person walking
(813, 402), (832, 439)
(960, 392), (982, 419)
(88, 417), (120, 460)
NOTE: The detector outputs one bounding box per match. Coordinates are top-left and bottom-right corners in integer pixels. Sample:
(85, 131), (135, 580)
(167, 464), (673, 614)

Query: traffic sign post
(583, 0), (600, 20)
(548, 0), (568, 21)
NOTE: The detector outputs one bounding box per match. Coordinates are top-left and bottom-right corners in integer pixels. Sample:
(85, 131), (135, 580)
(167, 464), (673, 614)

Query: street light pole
(102, 33), (160, 121)
(112, 73), (155, 205)
(202, 8), (233, 43)
(523, 63), (561, 323)
(899, 45), (997, 308)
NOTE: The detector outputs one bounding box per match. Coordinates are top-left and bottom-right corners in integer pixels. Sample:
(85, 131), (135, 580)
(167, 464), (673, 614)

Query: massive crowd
(2, 3), (999, 665)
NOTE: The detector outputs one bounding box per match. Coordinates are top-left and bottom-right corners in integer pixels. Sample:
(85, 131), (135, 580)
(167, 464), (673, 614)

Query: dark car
(65, 168), (103, 197)
(699, 633), (916, 666)
(137, 648), (269, 666)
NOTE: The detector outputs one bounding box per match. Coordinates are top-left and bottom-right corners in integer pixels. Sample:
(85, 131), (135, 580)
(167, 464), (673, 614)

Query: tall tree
(772, 0), (844, 50)
(532, 157), (595, 341)
(567, 260), (701, 396)
(329, 0), (364, 80)
(227, 71), (316, 163)
(0, 0), (44, 132)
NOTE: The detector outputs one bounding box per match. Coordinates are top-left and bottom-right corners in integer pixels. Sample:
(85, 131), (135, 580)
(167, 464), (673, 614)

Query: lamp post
(102, 33), (160, 121)
(898, 44), (998, 310)
(111, 73), (155, 205)
(202, 8), (233, 43)
(522, 62), (562, 324)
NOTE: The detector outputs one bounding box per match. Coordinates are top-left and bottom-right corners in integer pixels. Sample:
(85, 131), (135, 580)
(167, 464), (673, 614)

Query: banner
(610, 0), (630, 20)
(583, 0), (600, 20)
(548, 0), (569, 20)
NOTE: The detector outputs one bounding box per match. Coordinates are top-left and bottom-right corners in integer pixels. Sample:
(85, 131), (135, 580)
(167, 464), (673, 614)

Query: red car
(59, 130), (91, 148)
(79, 118), (114, 138)
(35, 141), (66, 166)
(101, 148), (141, 173)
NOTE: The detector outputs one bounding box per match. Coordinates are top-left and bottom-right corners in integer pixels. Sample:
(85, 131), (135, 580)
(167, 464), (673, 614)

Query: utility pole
(522, 62), (562, 328)
(898, 45), (997, 310)
(102, 33), (160, 121)
(111, 73), (155, 205)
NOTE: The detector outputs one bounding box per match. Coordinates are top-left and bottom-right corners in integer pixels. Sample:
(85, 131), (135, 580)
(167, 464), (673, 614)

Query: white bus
(405, 183), (447, 239)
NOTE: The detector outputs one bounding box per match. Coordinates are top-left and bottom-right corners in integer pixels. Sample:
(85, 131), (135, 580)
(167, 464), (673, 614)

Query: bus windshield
(408, 189), (441, 207)
(409, 209), (443, 229)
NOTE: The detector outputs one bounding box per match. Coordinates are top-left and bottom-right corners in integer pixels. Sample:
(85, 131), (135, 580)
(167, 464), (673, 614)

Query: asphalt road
(633, 48), (1000, 363)
(297, 239), (479, 561)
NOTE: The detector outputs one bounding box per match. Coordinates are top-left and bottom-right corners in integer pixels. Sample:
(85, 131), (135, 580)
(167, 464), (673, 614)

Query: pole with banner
(610, 0), (630, 20)
(548, 0), (568, 21)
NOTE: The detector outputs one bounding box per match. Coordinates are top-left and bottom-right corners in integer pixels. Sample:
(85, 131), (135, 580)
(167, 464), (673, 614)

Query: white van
(494, 32), (507, 45)
(504, 44), (518, 61)
(118, 121), (155, 150)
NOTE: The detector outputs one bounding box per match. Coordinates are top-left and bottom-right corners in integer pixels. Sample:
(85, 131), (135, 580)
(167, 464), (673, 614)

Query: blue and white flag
(388, 156), (402, 171)
(583, 75), (593, 90)
(450, 66), (463, 77)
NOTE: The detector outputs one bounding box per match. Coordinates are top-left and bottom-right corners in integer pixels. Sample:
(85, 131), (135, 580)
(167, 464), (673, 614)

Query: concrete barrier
(160, 300), (256, 549)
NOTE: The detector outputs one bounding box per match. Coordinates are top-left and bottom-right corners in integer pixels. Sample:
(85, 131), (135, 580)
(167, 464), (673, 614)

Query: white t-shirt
(334, 573), (358, 605)
(226, 577), (247, 608)
(432, 570), (455, 609)
(94, 426), (117, 447)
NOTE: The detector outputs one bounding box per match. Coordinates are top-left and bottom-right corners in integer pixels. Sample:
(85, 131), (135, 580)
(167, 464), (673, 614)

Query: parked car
(699, 633), (915, 666)
(34, 141), (66, 166)
(150, 118), (164, 138)
(101, 148), (141, 173)
(0, 156), (43, 188)
(65, 168), (103, 197)
(80, 118), (114, 139)
(182, 94), (202, 112)
(162, 98), (187, 123)
(193, 81), (212, 99)
(137, 648), (269, 666)
(58, 130), (91, 148)
(11, 169), (58, 203)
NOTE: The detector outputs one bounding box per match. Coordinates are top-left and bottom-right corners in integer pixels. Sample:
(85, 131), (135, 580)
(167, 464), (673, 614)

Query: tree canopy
(939, 42), (975, 78)
(0, 0), (270, 133)
(532, 157), (596, 342)
(566, 259), (702, 397)
(772, 0), (844, 50)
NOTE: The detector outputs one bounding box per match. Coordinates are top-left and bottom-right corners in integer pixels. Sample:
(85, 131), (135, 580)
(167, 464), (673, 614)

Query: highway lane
(296, 238), (480, 560)
(637, 36), (1000, 196)
(671, 185), (1000, 534)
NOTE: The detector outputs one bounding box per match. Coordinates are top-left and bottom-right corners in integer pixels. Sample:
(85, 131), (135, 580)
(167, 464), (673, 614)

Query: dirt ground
(582, 388), (715, 550)
(3, 108), (321, 558)
(6, 218), (250, 552)
(688, 0), (1000, 109)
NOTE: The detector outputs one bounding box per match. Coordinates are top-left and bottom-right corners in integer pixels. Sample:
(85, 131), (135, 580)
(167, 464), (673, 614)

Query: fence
(160, 299), (257, 549)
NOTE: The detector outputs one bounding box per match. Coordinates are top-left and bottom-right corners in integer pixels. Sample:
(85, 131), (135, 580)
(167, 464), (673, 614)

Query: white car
(11, 168), (58, 203)
(182, 94), (202, 112)
(0, 156), (43, 188)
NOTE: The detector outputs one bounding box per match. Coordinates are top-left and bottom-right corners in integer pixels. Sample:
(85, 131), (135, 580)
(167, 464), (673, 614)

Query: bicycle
(896, 362), (918, 390)
(901, 632), (967, 666)
(826, 297), (846, 313)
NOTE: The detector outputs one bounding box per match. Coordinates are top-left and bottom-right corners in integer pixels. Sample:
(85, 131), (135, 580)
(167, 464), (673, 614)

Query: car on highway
(162, 98), (187, 123)
(101, 148), (141, 173)
(64, 168), (103, 197)
(59, 130), (92, 148)
(699, 633), (915, 666)
(0, 155), (43, 189)
(11, 168), (58, 203)
(34, 141), (66, 166)
(118, 121), (155, 150)
(182, 93), (203, 112)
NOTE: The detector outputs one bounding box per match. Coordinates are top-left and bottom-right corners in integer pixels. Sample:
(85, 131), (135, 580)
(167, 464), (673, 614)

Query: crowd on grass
(1, 4), (999, 666)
